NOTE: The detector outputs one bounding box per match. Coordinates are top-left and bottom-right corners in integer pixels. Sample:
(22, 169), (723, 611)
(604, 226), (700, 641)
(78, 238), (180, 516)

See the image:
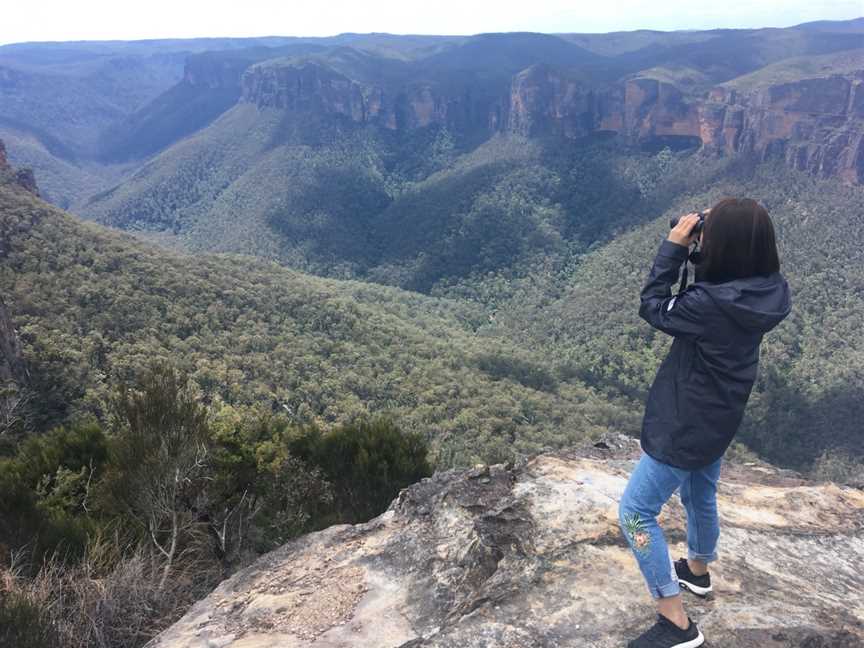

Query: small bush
(286, 417), (432, 523)
(810, 449), (864, 486)
(0, 421), (107, 563)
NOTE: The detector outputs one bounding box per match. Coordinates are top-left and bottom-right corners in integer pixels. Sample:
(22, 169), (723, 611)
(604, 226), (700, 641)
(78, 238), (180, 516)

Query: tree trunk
(159, 510), (179, 591)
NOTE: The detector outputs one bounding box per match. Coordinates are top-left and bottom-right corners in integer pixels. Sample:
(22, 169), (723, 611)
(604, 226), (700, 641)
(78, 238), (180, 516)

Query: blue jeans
(618, 452), (722, 599)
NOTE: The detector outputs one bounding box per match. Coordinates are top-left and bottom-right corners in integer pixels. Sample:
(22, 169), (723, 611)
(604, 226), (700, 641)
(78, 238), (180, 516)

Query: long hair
(697, 198), (780, 283)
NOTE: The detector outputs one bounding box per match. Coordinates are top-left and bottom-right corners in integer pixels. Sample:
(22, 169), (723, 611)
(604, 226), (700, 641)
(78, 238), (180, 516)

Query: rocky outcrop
(149, 436), (864, 648)
(237, 55), (864, 183)
(507, 64), (593, 138)
(507, 68), (702, 149)
(241, 51), (864, 183)
(241, 62), (385, 124)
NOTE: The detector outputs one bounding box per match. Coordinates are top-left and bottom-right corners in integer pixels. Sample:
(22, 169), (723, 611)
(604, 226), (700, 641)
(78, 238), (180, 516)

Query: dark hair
(697, 198), (780, 283)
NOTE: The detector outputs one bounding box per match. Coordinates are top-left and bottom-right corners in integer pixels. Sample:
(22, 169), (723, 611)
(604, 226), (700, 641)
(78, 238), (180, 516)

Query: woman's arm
(638, 238), (708, 341)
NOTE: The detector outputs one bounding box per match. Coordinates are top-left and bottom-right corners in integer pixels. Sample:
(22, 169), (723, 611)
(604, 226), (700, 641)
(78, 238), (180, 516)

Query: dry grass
(0, 534), (223, 648)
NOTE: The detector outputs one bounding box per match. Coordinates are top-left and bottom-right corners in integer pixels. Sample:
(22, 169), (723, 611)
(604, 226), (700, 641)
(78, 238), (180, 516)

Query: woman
(619, 198), (792, 648)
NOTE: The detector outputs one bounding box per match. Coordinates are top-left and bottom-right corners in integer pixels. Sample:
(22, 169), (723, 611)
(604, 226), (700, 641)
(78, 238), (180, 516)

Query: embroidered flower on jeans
(622, 513), (651, 554)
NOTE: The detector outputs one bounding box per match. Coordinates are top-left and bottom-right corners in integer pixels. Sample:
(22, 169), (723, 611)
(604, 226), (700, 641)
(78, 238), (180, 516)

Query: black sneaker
(674, 557), (712, 598)
(627, 614), (705, 648)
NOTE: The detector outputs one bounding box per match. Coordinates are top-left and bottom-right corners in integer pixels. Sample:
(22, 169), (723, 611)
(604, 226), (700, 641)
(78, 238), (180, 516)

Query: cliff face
(239, 61), (489, 133)
(241, 62), (383, 124)
(507, 65), (593, 138)
(239, 58), (864, 183)
(704, 74), (864, 183)
(507, 67), (864, 183)
(507, 70), (701, 147)
(150, 436), (864, 648)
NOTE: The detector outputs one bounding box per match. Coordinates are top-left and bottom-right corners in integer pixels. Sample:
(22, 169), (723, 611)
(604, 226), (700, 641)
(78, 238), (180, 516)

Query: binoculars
(670, 210), (707, 236)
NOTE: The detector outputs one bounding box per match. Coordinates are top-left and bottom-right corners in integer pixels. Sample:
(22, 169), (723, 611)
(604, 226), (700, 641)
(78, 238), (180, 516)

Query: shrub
(286, 417), (432, 523)
(0, 421), (107, 563)
(99, 363), (212, 589)
(810, 449), (864, 486)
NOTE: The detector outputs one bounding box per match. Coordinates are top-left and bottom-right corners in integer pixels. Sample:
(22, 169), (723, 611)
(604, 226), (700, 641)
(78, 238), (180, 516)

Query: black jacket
(638, 239), (792, 469)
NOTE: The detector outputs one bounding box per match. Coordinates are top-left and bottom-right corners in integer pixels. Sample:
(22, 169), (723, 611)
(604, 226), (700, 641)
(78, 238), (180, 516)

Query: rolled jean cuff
(688, 550), (718, 564)
(653, 580), (682, 599)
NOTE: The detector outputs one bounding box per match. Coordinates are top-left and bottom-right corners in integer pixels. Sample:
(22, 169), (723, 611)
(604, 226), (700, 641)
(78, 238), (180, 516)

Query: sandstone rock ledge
(149, 436), (864, 648)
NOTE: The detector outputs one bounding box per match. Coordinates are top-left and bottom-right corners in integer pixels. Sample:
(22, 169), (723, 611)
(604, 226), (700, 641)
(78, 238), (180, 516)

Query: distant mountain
(793, 16), (864, 32)
(74, 21), (864, 290)
(2, 21), (862, 208)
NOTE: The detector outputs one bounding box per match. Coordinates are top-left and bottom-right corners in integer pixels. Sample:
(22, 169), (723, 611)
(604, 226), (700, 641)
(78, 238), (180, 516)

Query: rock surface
(149, 436), (864, 648)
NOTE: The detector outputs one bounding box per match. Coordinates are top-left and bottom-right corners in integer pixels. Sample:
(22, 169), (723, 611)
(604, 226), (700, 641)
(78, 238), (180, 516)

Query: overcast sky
(1, 0), (861, 46)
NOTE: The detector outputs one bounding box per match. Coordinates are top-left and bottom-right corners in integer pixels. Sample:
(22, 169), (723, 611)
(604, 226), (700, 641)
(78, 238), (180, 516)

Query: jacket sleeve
(638, 239), (708, 341)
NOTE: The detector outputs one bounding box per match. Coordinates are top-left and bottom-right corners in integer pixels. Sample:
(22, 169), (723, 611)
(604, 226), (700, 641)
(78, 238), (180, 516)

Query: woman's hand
(668, 213), (701, 247)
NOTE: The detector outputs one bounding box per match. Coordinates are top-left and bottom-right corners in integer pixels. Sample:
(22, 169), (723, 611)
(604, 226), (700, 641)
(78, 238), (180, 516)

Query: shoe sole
(670, 630), (705, 648)
(679, 578), (712, 597)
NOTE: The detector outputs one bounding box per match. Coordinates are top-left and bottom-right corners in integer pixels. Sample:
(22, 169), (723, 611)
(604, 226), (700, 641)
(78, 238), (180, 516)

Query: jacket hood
(699, 272), (791, 333)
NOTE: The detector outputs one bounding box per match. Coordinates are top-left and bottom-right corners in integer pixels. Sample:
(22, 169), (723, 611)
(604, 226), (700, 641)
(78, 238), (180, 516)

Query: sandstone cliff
(507, 67), (864, 183)
(238, 55), (864, 184)
(705, 74), (864, 183)
(241, 61), (386, 124)
(149, 436), (864, 648)
(239, 59), (488, 133)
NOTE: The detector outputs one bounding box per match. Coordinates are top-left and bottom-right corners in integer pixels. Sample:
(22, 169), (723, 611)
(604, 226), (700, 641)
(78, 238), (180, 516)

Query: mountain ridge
(3, 20), (863, 209)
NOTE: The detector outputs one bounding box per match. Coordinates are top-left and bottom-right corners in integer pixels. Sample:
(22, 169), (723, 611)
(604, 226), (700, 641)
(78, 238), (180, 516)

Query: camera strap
(678, 260), (689, 294)
(678, 248), (702, 294)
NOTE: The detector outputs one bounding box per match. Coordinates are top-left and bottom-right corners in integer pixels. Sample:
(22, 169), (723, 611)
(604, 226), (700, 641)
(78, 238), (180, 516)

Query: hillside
(0, 143), (621, 467)
(150, 435), (864, 648)
(4, 137), (863, 483)
(465, 160), (864, 472)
